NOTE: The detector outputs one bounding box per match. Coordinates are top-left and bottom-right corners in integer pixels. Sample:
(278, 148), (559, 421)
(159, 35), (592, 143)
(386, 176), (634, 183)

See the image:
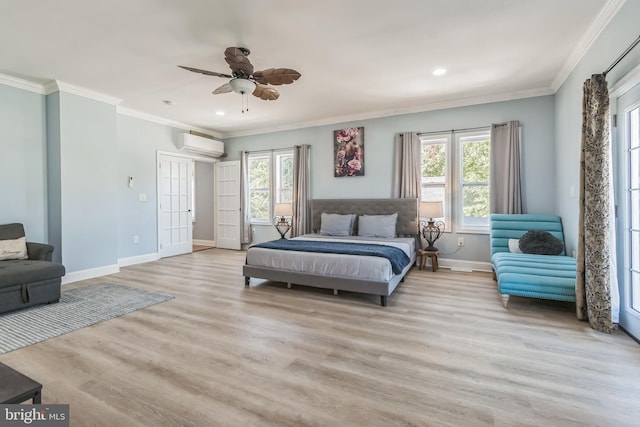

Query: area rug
(0, 283), (174, 354)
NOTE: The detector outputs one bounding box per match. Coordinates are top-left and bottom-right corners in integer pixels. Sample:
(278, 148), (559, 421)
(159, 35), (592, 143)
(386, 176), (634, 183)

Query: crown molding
(116, 106), (223, 139)
(43, 80), (122, 105)
(222, 87), (554, 138)
(0, 73), (45, 94)
(551, 0), (627, 91)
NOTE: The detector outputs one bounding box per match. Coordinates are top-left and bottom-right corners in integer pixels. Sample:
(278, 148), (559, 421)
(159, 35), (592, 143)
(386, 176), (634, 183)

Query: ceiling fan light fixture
(229, 78), (256, 95)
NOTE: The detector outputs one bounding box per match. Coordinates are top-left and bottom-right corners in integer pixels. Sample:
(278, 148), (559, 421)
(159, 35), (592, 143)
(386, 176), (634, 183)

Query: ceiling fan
(178, 47), (301, 104)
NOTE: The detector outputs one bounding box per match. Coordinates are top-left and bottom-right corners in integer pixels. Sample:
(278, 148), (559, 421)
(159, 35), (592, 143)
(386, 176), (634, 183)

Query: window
(627, 105), (640, 313)
(421, 134), (451, 228)
(457, 131), (490, 231)
(420, 129), (490, 233)
(276, 151), (294, 204)
(248, 149), (293, 222)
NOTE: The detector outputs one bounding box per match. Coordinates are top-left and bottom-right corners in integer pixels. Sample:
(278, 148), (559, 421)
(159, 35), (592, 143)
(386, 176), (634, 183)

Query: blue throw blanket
(254, 239), (410, 275)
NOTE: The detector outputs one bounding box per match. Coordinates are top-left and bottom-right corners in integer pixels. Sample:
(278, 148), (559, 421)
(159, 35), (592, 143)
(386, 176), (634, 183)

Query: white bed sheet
(246, 234), (416, 282)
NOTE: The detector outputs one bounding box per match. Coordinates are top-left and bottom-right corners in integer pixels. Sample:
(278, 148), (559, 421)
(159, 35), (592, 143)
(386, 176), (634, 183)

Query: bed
(243, 198), (419, 306)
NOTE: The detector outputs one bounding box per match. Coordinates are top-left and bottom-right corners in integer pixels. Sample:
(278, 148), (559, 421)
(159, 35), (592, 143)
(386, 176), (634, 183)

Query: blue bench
(490, 214), (576, 308)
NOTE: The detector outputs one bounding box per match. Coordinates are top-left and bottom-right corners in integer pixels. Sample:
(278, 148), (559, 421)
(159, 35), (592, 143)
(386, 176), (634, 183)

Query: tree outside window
(420, 130), (490, 232)
(248, 150), (293, 222)
(421, 136), (449, 227)
(276, 152), (293, 204)
(460, 134), (490, 229)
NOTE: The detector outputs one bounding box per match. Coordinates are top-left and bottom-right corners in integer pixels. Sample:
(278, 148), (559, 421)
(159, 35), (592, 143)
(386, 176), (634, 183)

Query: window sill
(455, 228), (490, 235)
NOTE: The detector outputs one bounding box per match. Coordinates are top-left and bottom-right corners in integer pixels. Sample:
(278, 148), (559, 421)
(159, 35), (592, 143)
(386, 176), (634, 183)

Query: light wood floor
(1, 249), (639, 426)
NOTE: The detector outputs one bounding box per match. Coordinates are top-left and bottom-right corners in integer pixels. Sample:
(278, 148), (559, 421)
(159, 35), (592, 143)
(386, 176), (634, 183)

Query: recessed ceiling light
(432, 68), (447, 76)
(162, 100), (175, 106)
(215, 111), (225, 116)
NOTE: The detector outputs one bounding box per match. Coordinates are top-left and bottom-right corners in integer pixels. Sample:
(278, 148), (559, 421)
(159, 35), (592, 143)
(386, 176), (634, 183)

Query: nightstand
(418, 249), (439, 272)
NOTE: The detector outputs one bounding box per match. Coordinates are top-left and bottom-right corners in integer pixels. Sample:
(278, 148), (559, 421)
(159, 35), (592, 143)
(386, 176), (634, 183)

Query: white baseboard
(437, 258), (492, 273)
(193, 239), (216, 246)
(62, 264), (120, 285)
(118, 252), (160, 268)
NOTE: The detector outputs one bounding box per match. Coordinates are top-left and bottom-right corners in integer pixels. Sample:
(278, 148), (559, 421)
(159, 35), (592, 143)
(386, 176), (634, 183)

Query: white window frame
(275, 151), (294, 204)
(248, 149), (293, 224)
(625, 102), (640, 313)
(420, 133), (452, 231)
(455, 130), (491, 234)
(420, 129), (491, 234)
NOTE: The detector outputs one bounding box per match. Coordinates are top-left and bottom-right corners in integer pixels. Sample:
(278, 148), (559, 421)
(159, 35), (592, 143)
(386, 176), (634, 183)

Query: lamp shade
(274, 203), (293, 217)
(420, 201), (443, 219)
(229, 78), (256, 95)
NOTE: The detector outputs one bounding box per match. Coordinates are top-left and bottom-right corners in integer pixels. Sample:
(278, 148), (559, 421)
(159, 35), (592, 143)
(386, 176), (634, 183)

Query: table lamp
(274, 203), (293, 239)
(420, 201), (445, 251)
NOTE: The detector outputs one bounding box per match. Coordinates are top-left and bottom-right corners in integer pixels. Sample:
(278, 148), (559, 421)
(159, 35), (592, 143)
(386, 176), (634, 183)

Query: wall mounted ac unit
(177, 133), (225, 158)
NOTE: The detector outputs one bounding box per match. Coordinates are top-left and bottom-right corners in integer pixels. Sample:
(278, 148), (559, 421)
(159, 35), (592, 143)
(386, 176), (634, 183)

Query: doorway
(192, 160), (216, 251)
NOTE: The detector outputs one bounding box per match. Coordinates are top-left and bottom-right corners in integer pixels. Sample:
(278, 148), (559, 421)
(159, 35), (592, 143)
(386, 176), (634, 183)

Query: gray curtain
(240, 151), (252, 244)
(490, 120), (523, 214)
(577, 74), (614, 333)
(392, 132), (421, 198)
(291, 144), (311, 237)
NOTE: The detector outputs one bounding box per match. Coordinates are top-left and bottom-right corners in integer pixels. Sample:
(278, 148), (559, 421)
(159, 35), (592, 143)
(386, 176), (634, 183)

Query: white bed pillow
(0, 236), (29, 260)
(358, 213), (398, 238)
(320, 213), (356, 236)
(508, 238), (523, 253)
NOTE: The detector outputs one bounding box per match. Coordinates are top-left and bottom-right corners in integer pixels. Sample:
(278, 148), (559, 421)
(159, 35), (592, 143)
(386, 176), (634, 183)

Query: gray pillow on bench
(519, 230), (564, 255)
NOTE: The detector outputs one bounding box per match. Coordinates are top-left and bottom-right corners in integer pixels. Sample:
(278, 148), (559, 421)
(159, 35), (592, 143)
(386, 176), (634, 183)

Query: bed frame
(243, 198), (419, 306)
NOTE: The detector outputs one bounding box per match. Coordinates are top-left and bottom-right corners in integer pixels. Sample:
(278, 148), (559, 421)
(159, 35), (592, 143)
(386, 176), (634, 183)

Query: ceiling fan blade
(212, 83), (232, 95)
(253, 68), (301, 85)
(224, 47), (254, 77)
(253, 84), (280, 101)
(177, 65), (232, 78)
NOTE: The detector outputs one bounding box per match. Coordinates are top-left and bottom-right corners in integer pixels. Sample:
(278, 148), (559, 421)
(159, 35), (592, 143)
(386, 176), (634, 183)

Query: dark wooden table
(0, 362), (42, 404)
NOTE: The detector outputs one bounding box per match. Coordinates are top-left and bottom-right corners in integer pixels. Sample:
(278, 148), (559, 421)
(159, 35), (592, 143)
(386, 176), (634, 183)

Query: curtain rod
(417, 124), (499, 136)
(243, 147), (293, 154)
(603, 34), (640, 76)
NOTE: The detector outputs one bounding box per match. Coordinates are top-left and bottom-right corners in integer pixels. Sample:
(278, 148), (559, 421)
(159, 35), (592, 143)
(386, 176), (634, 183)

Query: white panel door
(216, 161), (241, 250)
(158, 154), (193, 257)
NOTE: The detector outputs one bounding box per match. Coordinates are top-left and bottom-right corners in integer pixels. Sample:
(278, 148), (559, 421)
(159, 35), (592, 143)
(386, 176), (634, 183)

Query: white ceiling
(0, 0), (616, 138)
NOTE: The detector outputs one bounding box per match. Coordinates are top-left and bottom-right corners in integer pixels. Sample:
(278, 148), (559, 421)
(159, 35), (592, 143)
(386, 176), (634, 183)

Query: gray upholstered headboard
(310, 198), (419, 236)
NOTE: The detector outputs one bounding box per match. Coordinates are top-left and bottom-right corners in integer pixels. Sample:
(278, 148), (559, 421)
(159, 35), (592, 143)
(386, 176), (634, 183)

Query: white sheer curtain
(489, 120), (523, 214)
(240, 151), (252, 244)
(291, 144), (311, 237)
(392, 132), (421, 199)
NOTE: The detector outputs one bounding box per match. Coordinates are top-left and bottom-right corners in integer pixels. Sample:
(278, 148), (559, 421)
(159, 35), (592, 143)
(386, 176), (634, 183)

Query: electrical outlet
(457, 237), (464, 247)
(133, 235), (139, 244)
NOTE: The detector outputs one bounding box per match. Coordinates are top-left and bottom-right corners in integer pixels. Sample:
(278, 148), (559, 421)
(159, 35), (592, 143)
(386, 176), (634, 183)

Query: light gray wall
(46, 92), (62, 262)
(193, 161), (216, 241)
(554, 0), (640, 255)
(116, 115), (184, 259)
(225, 95), (556, 263)
(54, 92), (118, 272)
(0, 85), (48, 242)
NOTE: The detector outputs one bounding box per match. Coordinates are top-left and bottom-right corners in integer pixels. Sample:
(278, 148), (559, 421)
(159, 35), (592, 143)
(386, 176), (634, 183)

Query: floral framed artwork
(334, 127), (364, 177)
